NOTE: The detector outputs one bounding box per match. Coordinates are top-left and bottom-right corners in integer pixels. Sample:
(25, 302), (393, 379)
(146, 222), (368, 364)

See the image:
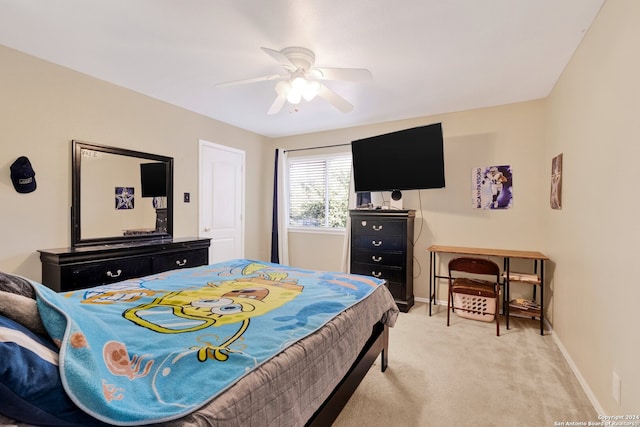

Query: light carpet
(333, 302), (598, 427)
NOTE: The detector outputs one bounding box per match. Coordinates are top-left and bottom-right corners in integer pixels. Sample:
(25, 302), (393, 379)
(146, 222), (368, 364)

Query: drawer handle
(372, 255), (382, 262)
(371, 271), (382, 278)
(175, 259), (188, 267)
(372, 240), (383, 247)
(106, 269), (122, 278)
(372, 225), (383, 231)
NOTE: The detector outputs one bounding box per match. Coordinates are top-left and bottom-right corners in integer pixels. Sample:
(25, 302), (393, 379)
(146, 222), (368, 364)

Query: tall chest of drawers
(349, 209), (415, 312)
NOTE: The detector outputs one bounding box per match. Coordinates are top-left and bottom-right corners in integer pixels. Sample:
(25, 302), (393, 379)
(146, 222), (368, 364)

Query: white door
(199, 140), (245, 263)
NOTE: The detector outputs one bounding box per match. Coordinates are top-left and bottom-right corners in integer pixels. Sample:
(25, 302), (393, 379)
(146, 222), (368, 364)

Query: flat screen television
(351, 123), (445, 198)
(140, 162), (167, 197)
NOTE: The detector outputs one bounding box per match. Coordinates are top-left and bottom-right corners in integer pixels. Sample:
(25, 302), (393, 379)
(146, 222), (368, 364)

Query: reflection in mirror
(72, 141), (173, 247)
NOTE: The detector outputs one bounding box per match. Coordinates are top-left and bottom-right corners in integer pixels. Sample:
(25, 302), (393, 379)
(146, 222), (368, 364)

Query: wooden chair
(447, 257), (501, 336)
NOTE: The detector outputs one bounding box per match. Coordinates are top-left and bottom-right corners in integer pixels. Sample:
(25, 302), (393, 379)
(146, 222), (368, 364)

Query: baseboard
(414, 296), (448, 306)
(414, 296), (431, 304)
(414, 295), (605, 416)
(552, 333), (605, 416)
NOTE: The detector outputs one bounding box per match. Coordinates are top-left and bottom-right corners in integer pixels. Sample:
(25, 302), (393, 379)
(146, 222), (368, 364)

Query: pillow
(0, 272), (46, 334)
(0, 272), (35, 299)
(0, 290), (45, 334)
(0, 314), (106, 426)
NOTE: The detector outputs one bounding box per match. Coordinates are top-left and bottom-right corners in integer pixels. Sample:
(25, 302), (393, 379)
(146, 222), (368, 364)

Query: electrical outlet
(184, 192), (190, 203)
(612, 371), (621, 405)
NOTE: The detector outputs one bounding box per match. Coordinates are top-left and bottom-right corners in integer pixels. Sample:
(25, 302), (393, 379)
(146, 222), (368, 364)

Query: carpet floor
(333, 302), (598, 427)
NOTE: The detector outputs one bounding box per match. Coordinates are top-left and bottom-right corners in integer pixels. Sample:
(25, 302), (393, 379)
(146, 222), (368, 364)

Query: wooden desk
(427, 245), (549, 335)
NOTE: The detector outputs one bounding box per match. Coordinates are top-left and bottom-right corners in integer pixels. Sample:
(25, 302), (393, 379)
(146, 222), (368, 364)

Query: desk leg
(532, 260), (538, 302)
(505, 257), (510, 330)
(429, 251), (434, 316)
(501, 258), (507, 316)
(540, 260), (545, 335)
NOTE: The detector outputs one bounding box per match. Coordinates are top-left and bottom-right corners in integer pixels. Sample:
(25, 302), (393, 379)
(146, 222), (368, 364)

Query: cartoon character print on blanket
(122, 264), (303, 362)
(33, 259), (384, 424)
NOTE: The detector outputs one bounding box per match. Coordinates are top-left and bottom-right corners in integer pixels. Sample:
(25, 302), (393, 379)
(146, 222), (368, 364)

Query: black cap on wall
(10, 156), (37, 194)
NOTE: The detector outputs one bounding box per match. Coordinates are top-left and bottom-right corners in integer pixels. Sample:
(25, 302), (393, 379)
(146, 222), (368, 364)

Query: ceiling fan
(217, 47), (372, 114)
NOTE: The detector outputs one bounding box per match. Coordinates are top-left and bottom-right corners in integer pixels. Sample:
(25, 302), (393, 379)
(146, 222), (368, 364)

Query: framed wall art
(115, 186), (134, 210)
(550, 153), (563, 210)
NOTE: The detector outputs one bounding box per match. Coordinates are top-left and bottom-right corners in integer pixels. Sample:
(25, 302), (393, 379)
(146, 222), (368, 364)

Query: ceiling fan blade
(268, 94), (287, 115)
(261, 47), (296, 69)
(316, 83), (354, 113)
(313, 67), (372, 82)
(216, 74), (284, 87)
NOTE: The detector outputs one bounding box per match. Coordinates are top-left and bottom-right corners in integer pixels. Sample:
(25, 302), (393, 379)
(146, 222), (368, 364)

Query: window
(288, 154), (351, 229)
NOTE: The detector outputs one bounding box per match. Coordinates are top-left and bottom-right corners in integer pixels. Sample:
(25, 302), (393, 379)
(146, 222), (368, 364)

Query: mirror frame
(71, 140), (174, 247)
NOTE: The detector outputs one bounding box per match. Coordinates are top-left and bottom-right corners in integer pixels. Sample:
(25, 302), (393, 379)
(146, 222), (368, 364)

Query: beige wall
(545, 0), (639, 414)
(0, 45), (270, 280)
(272, 100), (548, 310)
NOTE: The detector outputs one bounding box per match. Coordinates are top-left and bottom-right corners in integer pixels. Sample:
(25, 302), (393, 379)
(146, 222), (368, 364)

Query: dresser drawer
(351, 218), (406, 236)
(352, 234), (405, 251)
(351, 249), (406, 267)
(351, 262), (405, 283)
(152, 249), (208, 273)
(62, 257), (153, 290)
(349, 263), (404, 300)
(39, 238), (212, 292)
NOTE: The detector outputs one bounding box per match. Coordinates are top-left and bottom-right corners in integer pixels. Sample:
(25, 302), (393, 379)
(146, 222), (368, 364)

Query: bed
(0, 259), (398, 426)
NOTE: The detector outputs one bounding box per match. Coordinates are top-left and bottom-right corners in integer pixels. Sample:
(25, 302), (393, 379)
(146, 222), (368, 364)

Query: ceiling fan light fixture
(302, 80), (320, 101)
(291, 76), (307, 91)
(280, 76), (319, 104)
(286, 87), (302, 104)
(256, 46), (369, 113)
(275, 80), (290, 96)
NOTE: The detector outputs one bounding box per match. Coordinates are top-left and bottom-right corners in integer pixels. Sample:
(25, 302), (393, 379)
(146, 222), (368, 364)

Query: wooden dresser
(349, 209), (415, 312)
(38, 237), (210, 292)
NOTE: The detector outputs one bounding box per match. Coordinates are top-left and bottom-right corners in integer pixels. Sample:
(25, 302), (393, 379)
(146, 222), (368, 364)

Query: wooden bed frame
(306, 322), (389, 426)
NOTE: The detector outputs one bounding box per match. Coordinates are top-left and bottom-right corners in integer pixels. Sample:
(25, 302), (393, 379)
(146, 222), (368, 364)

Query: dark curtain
(270, 149), (280, 263)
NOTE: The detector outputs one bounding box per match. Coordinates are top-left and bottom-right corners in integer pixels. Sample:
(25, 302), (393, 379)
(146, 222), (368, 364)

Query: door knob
(204, 227), (211, 232)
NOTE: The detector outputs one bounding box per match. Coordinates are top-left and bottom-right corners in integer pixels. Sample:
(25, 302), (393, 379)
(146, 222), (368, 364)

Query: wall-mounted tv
(351, 123), (445, 196)
(140, 162), (167, 197)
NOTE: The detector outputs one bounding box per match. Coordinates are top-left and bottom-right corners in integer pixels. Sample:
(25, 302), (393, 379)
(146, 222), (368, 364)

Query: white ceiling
(0, 0), (605, 138)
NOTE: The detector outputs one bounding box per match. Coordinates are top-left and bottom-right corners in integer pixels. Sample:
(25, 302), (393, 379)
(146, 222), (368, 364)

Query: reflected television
(140, 162), (167, 197)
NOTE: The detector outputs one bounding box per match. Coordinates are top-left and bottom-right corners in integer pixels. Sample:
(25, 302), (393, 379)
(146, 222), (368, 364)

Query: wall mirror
(71, 140), (174, 247)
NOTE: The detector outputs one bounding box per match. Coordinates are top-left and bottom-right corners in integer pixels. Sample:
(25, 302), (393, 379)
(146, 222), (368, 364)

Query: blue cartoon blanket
(33, 259), (385, 425)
